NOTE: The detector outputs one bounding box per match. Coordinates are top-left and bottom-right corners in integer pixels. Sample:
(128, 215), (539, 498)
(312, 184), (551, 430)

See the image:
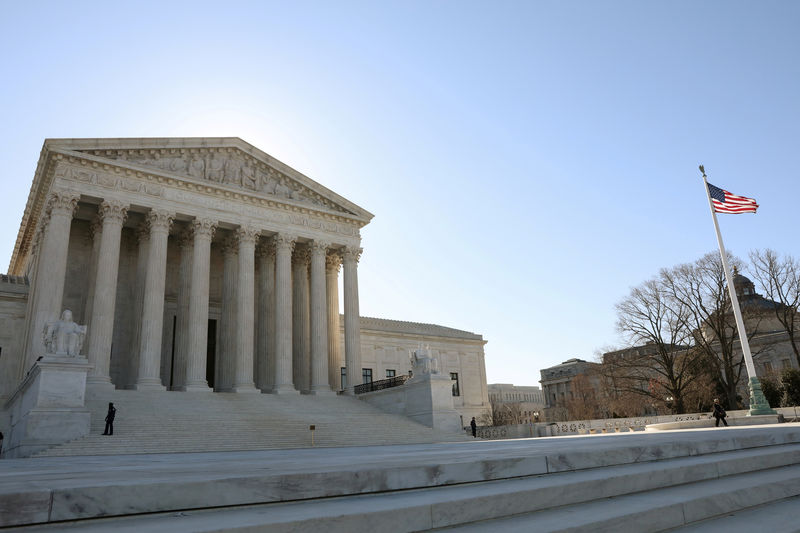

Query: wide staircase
(34, 389), (468, 457)
(7, 425), (800, 531)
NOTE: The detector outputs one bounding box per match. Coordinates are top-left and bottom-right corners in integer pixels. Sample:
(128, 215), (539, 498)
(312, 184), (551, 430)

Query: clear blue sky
(2, 1), (798, 385)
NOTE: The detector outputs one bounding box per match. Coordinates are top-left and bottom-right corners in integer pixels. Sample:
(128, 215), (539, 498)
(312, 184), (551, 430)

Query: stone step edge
(437, 462), (800, 532)
(13, 442), (800, 526)
(13, 451), (800, 532)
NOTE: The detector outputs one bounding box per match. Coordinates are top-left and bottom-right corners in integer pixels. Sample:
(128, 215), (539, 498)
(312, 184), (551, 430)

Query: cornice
(43, 137), (374, 220)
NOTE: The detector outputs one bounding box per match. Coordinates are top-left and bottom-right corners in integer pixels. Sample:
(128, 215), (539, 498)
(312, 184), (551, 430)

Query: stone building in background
(539, 358), (601, 421)
(487, 383), (545, 424)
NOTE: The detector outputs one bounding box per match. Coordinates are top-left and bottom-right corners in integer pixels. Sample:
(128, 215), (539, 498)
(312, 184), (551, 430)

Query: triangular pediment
(45, 137), (372, 221)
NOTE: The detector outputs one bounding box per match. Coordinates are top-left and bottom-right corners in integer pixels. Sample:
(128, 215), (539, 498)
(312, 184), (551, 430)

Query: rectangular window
(782, 359), (791, 369)
(341, 367), (347, 390)
(764, 362), (774, 373)
(450, 372), (460, 396)
(362, 368), (373, 384)
(386, 369), (396, 378)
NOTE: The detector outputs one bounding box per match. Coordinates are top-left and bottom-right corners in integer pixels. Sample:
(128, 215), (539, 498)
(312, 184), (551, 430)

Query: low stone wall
(469, 406), (800, 440)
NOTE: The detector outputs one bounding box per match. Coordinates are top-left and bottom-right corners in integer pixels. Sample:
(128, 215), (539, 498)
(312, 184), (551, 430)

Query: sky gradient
(1, 1), (798, 385)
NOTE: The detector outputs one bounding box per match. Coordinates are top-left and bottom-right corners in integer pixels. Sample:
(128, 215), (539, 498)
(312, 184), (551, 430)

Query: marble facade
(4, 138), (372, 397)
(0, 138), (490, 433)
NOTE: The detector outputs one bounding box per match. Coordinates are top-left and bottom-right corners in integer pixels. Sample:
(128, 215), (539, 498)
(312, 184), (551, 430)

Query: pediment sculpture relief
(82, 149), (351, 215)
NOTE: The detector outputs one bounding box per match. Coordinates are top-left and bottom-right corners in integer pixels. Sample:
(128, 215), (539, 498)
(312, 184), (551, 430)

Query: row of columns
(25, 191), (364, 395)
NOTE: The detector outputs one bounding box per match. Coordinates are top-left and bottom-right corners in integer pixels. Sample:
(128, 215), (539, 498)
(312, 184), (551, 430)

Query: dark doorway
(168, 315), (177, 389)
(206, 319), (217, 388)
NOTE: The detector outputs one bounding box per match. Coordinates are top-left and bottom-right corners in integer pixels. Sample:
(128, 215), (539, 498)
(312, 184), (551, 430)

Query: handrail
(354, 375), (409, 394)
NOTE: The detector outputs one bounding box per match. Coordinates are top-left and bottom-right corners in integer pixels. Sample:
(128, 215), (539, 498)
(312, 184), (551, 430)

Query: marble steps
(35, 390), (467, 456)
(664, 494), (800, 532)
(12, 441), (800, 532)
(438, 462), (800, 532)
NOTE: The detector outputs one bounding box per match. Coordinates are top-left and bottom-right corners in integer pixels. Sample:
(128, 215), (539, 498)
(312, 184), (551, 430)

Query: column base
(133, 381), (167, 391)
(176, 382), (212, 392)
(231, 384), (260, 394)
(86, 378), (116, 394)
(271, 384), (300, 395)
(308, 386), (336, 396)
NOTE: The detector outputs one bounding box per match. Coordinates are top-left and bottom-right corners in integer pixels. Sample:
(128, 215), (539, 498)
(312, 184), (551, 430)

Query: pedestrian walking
(470, 417), (477, 438)
(712, 399), (728, 427)
(102, 402), (117, 435)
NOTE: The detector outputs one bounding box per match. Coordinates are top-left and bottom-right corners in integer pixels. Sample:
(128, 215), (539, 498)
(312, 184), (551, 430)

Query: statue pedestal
(403, 373), (462, 433)
(4, 356), (92, 458)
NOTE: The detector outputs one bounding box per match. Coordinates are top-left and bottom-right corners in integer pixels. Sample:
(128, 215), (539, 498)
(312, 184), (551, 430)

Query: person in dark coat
(102, 402), (117, 435)
(470, 417), (477, 438)
(712, 398), (728, 427)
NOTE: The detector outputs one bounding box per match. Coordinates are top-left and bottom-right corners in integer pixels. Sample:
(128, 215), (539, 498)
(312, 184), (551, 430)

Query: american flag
(707, 183), (759, 214)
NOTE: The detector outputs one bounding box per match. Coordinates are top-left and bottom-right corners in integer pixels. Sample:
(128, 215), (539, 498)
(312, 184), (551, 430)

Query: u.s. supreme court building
(0, 138), (489, 456)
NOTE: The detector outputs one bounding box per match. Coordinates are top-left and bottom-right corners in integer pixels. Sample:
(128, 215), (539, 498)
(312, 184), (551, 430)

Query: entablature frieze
(50, 160), (362, 243)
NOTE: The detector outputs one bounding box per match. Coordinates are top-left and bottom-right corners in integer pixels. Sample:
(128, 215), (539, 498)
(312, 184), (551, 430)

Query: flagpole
(699, 165), (775, 415)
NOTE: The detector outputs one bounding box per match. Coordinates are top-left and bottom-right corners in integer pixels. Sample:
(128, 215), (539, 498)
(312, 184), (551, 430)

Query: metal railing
(354, 375), (409, 395)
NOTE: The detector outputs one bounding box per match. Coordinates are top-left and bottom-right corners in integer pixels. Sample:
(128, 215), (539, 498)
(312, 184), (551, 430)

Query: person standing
(102, 402), (117, 435)
(712, 399), (728, 427)
(470, 417), (477, 438)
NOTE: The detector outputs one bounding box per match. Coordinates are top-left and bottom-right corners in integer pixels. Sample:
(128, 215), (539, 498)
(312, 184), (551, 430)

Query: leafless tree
(749, 249), (800, 366)
(480, 401), (523, 426)
(611, 278), (700, 413)
(660, 252), (762, 409)
(564, 373), (604, 420)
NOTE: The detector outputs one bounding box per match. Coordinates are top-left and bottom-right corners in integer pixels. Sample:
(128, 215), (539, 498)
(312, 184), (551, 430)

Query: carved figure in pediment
(275, 180), (291, 198)
(169, 156), (187, 173)
(189, 156), (205, 179)
(207, 154), (225, 182)
(43, 309), (87, 357)
(241, 163), (257, 190)
(224, 157), (242, 186)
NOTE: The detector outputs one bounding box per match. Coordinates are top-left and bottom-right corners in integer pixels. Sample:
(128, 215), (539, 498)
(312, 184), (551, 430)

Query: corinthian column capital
(326, 250), (342, 273)
(342, 246), (363, 264)
(45, 191), (80, 218)
(235, 225), (261, 245)
(191, 217), (217, 239)
(147, 209), (174, 233)
(99, 199), (129, 225)
(273, 233), (296, 254)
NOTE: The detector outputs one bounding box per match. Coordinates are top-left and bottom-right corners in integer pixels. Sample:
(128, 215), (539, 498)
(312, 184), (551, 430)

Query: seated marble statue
(43, 309), (87, 357)
(409, 345), (440, 376)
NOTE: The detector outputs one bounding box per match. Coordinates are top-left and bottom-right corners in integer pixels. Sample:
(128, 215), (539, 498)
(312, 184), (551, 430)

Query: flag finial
(699, 164), (706, 177)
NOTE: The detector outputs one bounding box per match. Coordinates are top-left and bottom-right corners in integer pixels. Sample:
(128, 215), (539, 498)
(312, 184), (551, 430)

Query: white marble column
(255, 241), (275, 391)
(180, 217), (216, 392)
(272, 233), (298, 394)
(232, 226), (259, 393)
(171, 230), (193, 390)
(82, 218), (102, 327)
(87, 200), (129, 388)
(342, 246), (363, 393)
(309, 241), (333, 395)
(135, 209), (173, 390)
(292, 245), (311, 392)
(326, 251), (343, 390)
(218, 236), (238, 391)
(25, 191), (79, 368)
(129, 223), (150, 387)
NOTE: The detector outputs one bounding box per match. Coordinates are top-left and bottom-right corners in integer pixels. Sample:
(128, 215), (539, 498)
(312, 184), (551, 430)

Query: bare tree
(660, 252), (762, 409)
(480, 400), (523, 426)
(611, 278), (699, 413)
(749, 249), (800, 366)
(565, 374), (603, 420)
